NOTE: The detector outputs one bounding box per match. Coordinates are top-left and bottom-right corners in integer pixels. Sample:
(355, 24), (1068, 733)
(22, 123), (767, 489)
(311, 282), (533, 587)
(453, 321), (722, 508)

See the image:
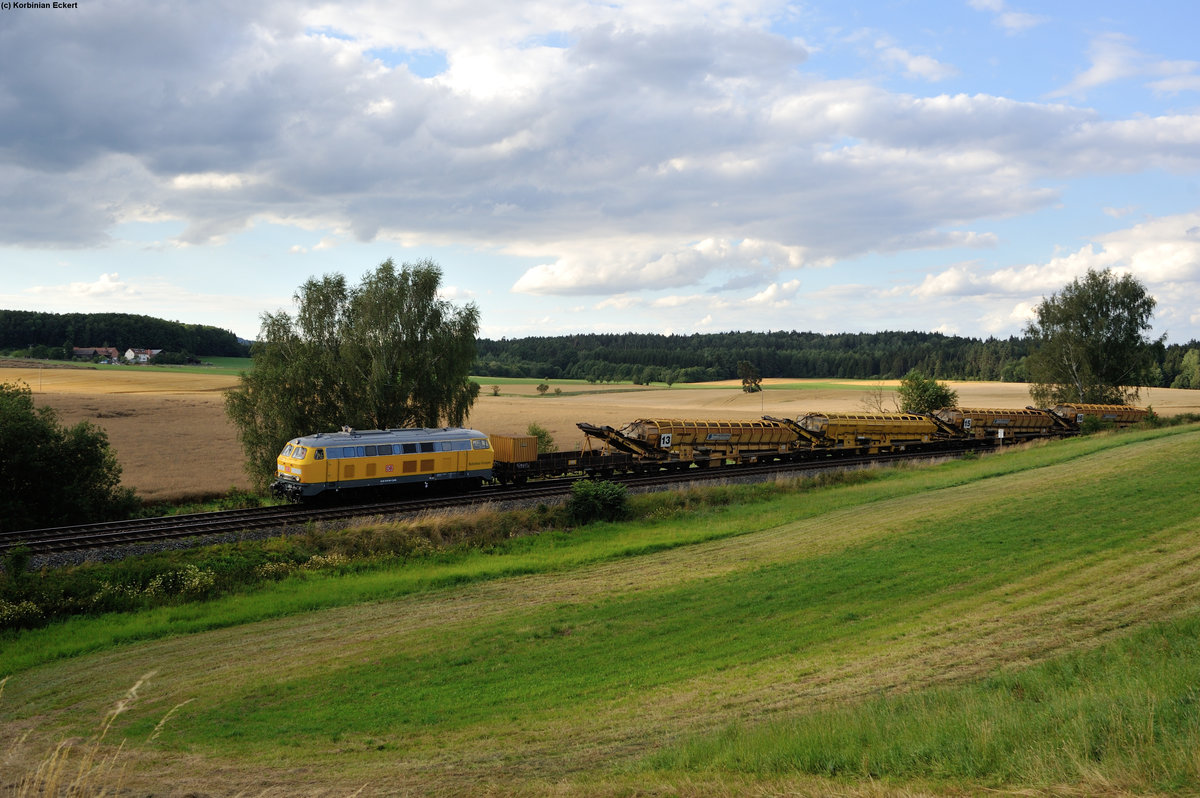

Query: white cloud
(28, 272), (135, 299)
(967, 0), (1046, 33)
(911, 213), (1200, 338)
(876, 41), (957, 82)
(170, 172), (252, 191)
(1050, 34), (1200, 99)
(512, 238), (811, 295)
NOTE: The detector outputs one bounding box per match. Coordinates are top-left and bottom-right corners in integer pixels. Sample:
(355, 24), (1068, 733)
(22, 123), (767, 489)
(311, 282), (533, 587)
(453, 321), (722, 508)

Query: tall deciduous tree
(225, 259), (480, 489)
(1025, 269), (1162, 406)
(1171, 349), (1200, 389)
(0, 381), (139, 531)
(896, 369), (958, 413)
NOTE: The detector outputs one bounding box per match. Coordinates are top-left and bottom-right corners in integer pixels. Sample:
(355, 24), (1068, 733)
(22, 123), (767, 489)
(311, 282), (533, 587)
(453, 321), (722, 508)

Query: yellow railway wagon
(490, 434), (539, 464)
(617, 418), (798, 463)
(795, 412), (941, 451)
(934, 407), (1064, 440)
(273, 427), (493, 500)
(1051, 404), (1149, 427)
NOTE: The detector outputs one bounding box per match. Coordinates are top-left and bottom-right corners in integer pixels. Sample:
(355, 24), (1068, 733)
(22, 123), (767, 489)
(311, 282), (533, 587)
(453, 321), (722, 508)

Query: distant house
(73, 346), (122, 362)
(124, 348), (163, 364)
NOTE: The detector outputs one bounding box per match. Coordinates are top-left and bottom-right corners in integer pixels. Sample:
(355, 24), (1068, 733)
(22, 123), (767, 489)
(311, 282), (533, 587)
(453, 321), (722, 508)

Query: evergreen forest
(475, 330), (1200, 387)
(3, 310), (1198, 389)
(0, 310), (249, 359)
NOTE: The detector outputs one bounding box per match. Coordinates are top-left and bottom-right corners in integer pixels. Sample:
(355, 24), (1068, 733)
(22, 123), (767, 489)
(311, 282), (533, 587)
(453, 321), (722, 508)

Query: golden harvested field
(6, 362), (1200, 502)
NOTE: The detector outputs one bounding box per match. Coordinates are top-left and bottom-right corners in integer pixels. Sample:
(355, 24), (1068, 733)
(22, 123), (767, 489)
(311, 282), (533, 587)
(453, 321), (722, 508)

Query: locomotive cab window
(314, 449), (324, 460)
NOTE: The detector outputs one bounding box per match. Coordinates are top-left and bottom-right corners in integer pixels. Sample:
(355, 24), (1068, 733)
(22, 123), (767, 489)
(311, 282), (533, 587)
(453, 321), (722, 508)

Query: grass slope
(3, 425), (1200, 796)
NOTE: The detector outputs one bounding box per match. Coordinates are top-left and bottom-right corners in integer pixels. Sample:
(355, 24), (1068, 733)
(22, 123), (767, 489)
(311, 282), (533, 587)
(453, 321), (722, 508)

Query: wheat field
(6, 362), (1199, 502)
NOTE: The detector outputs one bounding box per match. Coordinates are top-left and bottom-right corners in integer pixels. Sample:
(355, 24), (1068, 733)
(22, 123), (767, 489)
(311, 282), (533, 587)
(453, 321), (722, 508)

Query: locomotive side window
(403, 443), (418, 454)
(326, 447), (341, 459)
(421, 442), (436, 453)
(365, 445), (378, 456)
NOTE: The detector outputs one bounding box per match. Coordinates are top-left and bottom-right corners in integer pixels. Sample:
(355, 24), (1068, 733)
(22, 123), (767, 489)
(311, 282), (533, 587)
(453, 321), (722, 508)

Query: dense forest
(3, 310), (1196, 388)
(0, 310), (249, 358)
(474, 331), (1200, 388)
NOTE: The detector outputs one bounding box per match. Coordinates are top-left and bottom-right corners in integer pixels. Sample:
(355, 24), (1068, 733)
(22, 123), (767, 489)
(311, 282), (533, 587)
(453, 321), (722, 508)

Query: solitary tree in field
(225, 259), (480, 489)
(896, 369), (958, 413)
(738, 360), (762, 393)
(1025, 269), (1162, 406)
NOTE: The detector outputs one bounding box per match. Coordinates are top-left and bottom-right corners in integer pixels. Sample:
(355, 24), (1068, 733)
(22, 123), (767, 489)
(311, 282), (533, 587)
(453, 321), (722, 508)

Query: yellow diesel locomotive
(272, 427), (493, 501)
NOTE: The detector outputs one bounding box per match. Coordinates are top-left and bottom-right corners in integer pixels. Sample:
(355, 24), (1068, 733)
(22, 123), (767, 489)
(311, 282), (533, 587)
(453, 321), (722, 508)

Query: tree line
(474, 329), (1199, 388)
(0, 310), (250, 359)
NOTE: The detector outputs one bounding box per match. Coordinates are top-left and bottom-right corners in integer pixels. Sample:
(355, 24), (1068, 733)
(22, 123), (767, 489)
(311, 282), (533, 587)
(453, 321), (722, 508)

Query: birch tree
(226, 259), (480, 488)
(1025, 269), (1161, 406)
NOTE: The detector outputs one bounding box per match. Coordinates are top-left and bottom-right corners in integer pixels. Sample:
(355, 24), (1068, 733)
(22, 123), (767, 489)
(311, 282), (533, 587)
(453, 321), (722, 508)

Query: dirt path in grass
(7, 430), (1200, 797)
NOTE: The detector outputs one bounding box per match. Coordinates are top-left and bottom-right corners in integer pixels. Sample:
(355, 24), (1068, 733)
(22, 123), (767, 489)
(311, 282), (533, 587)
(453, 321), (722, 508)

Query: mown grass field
(4, 424), (1200, 796)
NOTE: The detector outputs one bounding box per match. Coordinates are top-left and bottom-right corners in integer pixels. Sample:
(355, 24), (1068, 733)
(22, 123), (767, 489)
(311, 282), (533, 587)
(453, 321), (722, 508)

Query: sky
(1, 0), (1199, 345)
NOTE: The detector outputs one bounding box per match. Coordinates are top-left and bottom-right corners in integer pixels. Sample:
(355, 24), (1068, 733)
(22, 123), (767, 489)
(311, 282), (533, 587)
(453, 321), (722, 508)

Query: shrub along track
(5, 428), (1199, 797)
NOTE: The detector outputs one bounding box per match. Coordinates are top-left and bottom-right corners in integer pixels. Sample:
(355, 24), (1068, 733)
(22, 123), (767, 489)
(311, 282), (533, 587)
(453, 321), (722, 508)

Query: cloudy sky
(2, 0), (1199, 344)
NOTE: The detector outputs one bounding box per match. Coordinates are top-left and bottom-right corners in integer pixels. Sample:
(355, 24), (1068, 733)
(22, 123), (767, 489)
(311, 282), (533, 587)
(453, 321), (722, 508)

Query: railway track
(0, 446), (972, 558)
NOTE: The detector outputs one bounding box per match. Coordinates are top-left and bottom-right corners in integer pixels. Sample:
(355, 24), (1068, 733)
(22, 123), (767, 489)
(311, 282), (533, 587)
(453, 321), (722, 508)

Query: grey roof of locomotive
(290, 427), (489, 448)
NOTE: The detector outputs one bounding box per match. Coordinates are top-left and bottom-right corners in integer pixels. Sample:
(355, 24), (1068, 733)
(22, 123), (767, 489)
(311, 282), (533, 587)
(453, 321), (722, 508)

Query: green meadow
(4, 424), (1200, 796)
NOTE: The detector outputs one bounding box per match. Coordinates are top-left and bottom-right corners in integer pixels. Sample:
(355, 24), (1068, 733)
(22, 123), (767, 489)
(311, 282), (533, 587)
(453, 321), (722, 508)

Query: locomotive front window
(282, 444), (294, 457)
(294, 446), (307, 459)
(472, 439), (490, 450)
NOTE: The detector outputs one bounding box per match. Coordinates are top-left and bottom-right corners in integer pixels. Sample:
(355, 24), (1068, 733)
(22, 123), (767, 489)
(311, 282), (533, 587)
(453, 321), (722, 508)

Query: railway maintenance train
(271, 403), (1148, 501)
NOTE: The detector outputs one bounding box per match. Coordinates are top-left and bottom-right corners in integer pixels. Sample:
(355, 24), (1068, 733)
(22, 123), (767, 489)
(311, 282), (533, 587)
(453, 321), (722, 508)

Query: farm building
(124, 348), (163, 363)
